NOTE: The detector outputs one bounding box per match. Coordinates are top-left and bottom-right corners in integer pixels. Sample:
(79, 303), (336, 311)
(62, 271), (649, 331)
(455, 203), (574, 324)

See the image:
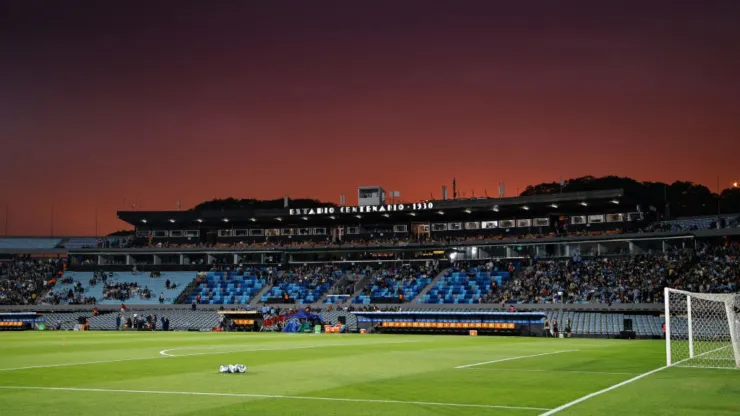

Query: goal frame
(664, 287), (740, 368)
(663, 287), (740, 369)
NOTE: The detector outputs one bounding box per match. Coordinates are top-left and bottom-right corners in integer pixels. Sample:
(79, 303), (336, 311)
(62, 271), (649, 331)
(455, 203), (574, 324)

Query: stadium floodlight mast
(664, 287), (740, 369)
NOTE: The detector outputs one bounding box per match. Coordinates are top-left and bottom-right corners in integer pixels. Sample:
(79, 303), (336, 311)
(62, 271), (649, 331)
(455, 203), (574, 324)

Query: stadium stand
(44, 271), (195, 305)
(323, 294), (351, 304)
(260, 265), (342, 304)
(0, 238), (62, 250)
(423, 264), (512, 304)
(33, 307), (663, 337)
(0, 231), (736, 340)
(42, 311), (95, 330)
(494, 242), (739, 305)
(541, 310), (663, 338)
(126, 230), (633, 250)
(187, 270), (267, 305)
(60, 237), (132, 249)
(353, 264), (437, 304)
(86, 310), (219, 331)
(646, 214), (740, 232)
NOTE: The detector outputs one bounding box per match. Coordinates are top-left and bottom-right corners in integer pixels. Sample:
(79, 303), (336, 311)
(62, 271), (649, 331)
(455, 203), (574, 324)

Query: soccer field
(0, 333), (738, 415)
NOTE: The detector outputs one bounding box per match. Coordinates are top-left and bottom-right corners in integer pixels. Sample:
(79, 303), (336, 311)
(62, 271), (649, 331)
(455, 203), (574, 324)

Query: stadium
(3, 2), (740, 414)
(1, 182), (739, 416)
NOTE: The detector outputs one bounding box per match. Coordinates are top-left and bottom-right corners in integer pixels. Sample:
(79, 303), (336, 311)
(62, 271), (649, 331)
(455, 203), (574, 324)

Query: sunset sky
(1, 1), (739, 236)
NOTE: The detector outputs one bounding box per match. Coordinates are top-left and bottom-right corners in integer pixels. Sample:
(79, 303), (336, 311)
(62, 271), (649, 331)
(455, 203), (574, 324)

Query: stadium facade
(72, 188), (668, 267)
(1, 186), (738, 339)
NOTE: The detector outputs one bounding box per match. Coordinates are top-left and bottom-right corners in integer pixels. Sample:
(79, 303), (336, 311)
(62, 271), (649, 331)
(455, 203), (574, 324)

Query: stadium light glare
(734, 182), (738, 188)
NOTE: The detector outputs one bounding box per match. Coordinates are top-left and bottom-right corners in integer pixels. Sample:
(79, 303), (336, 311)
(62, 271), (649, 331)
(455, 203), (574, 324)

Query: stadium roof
(117, 189), (627, 227)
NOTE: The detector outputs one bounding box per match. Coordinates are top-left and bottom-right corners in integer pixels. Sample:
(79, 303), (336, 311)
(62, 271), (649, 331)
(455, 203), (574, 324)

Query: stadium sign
(288, 202), (433, 216)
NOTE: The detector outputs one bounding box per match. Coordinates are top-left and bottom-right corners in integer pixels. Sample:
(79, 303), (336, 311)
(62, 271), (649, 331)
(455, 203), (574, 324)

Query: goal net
(665, 288), (740, 369)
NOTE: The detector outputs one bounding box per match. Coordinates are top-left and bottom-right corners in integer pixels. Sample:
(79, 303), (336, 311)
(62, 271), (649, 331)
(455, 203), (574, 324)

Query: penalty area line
(538, 365), (668, 416)
(539, 345), (734, 415)
(455, 350), (579, 369)
(0, 386), (551, 411)
(461, 368), (637, 376)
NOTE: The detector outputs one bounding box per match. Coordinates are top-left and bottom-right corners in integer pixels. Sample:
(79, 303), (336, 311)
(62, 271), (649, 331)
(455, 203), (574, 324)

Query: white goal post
(665, 287), (740, 369)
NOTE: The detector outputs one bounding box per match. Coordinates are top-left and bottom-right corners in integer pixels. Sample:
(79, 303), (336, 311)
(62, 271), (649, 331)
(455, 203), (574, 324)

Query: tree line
(520, 175), (740, 218)
(181, 176), (740, 219)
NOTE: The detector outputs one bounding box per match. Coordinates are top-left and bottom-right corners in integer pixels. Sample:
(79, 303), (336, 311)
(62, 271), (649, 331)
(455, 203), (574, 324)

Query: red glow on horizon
(0, 2), (738, 236)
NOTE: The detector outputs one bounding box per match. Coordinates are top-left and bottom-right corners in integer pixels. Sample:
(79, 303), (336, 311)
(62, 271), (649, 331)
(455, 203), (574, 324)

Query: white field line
(538, 366), (668, 416)
(462, 368), (637, 376)
(676, 365), (739, 370)
(0, 386), (551, 411)
(0, 340), (424, 372)
(539, 345), (734, 416)
(158, 339), (424, 357)
(0, 357), (152, 372)
(455, 350), (579, 369)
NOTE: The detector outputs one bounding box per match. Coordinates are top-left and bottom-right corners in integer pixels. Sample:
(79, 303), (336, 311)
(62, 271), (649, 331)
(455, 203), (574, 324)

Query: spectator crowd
(0, 256), (64, 305)
(489, 242), (739, 305)
(2, 238), (739, 308)
(358, 263), (440, 302)
(103, 282), (151, 301)
(130, 229), (632, 250)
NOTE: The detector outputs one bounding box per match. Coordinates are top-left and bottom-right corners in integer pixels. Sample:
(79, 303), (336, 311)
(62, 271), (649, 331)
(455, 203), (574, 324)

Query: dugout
(0, 312), (43, 331)
(217, 310), (263, 331)
(353, 311), (545, 336)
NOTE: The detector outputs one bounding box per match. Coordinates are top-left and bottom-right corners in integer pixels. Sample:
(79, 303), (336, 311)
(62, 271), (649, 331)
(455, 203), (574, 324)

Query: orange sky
(1, 1), (739, 236)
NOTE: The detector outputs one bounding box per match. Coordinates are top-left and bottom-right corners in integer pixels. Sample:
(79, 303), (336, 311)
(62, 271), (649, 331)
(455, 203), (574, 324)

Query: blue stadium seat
(190, 271), (266, 305)
(52, 271), (196, 305)
(423, 269), (509, 304)
(353, 272), (432, 305)
(0, 238), (62, 250)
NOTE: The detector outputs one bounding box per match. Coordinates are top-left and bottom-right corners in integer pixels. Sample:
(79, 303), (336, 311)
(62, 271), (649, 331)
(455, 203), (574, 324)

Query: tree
(192, 197), (336, 211)
(521, 176), (737, 218)
(107, 230), (134, 237)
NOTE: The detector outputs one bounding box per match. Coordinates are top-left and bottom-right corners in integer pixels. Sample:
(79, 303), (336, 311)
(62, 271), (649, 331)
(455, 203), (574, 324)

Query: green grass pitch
(1, 332), (738, 415)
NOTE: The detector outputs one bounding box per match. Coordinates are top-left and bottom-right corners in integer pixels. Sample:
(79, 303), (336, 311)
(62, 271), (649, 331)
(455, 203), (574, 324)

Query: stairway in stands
(250, 271), (284, 306)
(410, 268), (449, 303)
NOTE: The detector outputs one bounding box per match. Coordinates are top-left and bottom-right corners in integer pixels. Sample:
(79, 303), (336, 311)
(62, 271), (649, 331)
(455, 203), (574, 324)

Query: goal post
(664, 287), (740, 369)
